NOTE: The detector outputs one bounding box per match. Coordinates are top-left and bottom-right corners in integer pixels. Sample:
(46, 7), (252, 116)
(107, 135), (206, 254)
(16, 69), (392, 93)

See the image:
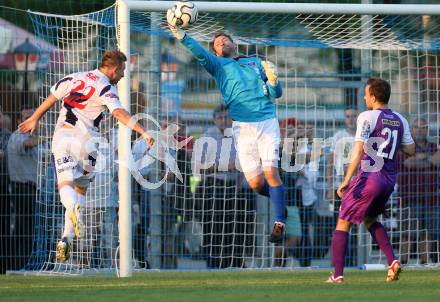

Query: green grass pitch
(0, 269), (439, 302)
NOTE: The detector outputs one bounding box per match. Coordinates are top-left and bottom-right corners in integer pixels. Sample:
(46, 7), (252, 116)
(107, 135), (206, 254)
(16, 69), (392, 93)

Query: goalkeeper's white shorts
(52, 127), (97, 188)
(232, 118), (280, 180)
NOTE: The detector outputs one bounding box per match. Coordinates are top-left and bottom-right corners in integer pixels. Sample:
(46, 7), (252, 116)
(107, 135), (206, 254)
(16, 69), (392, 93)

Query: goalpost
(116, 1), (440, 277)
(22, 1), (440, 277)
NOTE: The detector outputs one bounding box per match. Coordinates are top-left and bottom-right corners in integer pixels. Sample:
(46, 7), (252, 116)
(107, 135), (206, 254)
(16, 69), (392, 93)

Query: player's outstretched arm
(167, 9), (219, 75)
(18, 94), (58, 135)
(112, 108), (154, 148)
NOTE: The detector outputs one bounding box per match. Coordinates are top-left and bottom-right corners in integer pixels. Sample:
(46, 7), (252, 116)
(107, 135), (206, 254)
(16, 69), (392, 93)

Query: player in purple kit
(327, 78), (415, 283)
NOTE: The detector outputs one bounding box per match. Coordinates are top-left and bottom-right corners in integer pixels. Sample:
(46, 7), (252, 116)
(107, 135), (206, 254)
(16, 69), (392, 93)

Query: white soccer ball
(170, 1), (198, 29)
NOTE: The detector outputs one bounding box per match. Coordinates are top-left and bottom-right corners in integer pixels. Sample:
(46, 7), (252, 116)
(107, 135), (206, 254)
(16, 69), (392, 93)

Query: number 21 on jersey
(377, 127), (398, 159)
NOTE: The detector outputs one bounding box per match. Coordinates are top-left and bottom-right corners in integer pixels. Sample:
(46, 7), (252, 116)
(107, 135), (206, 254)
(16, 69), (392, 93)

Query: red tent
(0, 17), (60, 70)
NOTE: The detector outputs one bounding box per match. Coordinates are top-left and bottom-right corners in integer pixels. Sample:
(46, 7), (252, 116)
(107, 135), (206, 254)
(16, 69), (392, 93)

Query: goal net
(19, 1), (440, 275)
(25, 7), (119, 274)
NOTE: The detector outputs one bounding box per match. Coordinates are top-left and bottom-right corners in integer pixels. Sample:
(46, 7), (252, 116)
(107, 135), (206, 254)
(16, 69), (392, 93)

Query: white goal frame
(116, 0), (440, 277)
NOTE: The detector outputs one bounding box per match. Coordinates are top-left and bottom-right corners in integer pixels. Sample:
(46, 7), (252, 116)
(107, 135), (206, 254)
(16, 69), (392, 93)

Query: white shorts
(52, 127), (97, 188)
(232, 118), (280, 180)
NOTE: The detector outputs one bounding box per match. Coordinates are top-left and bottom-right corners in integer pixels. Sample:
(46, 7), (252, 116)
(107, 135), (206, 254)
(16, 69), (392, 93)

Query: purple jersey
(355, 109), (414, 183)
(338, 108), (414, 224)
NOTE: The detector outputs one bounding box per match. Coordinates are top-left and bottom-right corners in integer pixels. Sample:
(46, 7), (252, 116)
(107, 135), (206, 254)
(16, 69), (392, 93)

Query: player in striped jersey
(18, 50), (154, 262)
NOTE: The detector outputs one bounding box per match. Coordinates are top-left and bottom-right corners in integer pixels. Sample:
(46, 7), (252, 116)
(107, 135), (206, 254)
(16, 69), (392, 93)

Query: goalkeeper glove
(262, 60), (278, 86)
(167, 8), (185, 40)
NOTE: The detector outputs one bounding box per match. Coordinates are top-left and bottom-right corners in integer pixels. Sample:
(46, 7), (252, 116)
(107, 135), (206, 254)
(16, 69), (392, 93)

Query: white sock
(62, 210), (74, 241)
(59, 185), (77, 211)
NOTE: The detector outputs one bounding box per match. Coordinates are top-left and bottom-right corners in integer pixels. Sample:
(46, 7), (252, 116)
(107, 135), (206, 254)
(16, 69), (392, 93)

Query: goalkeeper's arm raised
(167, 8), (186, 41)
(167, 8), (220, 76)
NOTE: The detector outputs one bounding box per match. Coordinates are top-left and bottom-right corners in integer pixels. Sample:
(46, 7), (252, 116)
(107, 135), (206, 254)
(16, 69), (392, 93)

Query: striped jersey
(50, 69), (123, 131)
(355, 108), (414, 182)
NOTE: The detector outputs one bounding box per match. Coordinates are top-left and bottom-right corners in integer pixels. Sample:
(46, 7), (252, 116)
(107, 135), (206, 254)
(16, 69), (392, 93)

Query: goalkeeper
(168, 11), (286, 243)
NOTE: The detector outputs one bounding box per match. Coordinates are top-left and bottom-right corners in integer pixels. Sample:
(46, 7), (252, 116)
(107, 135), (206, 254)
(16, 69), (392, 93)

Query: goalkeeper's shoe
(56, 237), (71, 262)
(70, 203), (85, 239)
(269, 221), (285, 244)
(386, 260), (402, 282)
(326, 274), (345, 283)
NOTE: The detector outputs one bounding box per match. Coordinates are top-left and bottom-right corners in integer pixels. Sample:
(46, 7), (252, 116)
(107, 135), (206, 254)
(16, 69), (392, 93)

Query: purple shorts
(339, 173), (394, 224)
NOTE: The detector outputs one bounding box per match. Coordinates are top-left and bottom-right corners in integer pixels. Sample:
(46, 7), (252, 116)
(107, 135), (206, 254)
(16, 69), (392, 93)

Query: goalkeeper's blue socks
(331, 230), (349, 277)
(269, 184), (286, 224)
(258, 180), (270, 198)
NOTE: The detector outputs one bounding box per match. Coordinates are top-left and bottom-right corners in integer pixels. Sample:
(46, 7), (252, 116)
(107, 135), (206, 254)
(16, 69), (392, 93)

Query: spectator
(0, 112), (12, 132)
(131, 168), (151, 269)
(326, 107), (359, 266)
(275, 118), (303, 267)
(0, 111), (12, 274)
(79, 142), (118, 269)
(326, 108), (359, 208)
(111, 124), (150, 269)
(194, 104), (253, 268)
(169, 115), (193, 268)
(157, 114), (193, 269)
(274, 117), (304, 266)
(295, 122), (319, 267)
(131, 123), (154, 269)
(6, 107), (39, 270)
(397, 117), (440, 264)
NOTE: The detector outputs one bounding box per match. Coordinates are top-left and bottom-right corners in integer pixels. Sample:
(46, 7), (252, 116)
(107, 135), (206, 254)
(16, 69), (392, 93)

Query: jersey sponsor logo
(238, 62), (249, 68)
(56, 167), (71, 174)
(250, 61), (260, 75)
(104, 92), (118, 99)
(360, 120), (371, 140)
(238, 60), (260, 74)
(56, 155), (74, 166)
(86, 72), (98, 81)
(381, 118), (400, 127)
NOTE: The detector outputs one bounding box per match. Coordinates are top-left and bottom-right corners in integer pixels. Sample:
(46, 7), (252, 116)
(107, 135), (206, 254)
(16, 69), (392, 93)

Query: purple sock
(368, 221), (395, 265)
(331, 230), (349, 277)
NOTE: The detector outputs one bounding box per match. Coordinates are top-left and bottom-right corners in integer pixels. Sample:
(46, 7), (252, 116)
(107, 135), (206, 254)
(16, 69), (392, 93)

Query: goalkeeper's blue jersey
(180, 34), (282, 122)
